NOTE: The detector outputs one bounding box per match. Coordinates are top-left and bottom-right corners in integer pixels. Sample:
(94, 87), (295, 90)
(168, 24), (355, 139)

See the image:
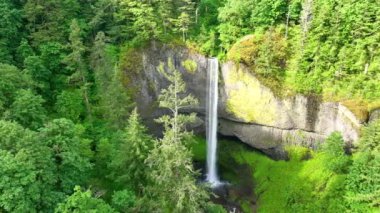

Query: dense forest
(0, 0), (379, 212)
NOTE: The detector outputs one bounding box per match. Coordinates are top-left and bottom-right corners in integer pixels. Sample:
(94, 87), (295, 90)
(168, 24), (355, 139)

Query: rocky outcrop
(219, 62), (362, 154)
(127, 43), (363, 154)
(369, 109), (380, 123)
(127, 43), (208, 135)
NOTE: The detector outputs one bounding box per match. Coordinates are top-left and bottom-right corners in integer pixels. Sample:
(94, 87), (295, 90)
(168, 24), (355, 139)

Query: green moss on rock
(225, 67), (276, 125)
(341, 100), (369, 122)
(182, 59), (198, 74)
(119, 47), (143, 75)
(226, 29), (289, 97)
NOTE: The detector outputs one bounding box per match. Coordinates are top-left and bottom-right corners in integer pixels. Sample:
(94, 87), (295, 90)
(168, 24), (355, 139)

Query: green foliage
(114, 0), (197, 43)
(55, 186), (117, 213)
(16, 38), (34, 65)
(195, 0), (380, 107)
(321, 132), (350, 173)
(217, 0), (254, 51)
(23, 0), (82, 45)
(205, 203), (228, 213)
(124, 1), (158, 42)
(0, 63), (28, 107)
(37, 41), (68, 99)
(104, 66), (134, 128)
(109, 108), (153, 192)
(0, 0), (21, 63)
(64, 19), (92, 118)
(111, 190), (137, 212)
(90, 32), (113, 94)
(0, 123), (39, 212)
(0, 0), (379, 211)
(182, 59), (198, 73)
(291, 0), (380, 102)
(188, 0), (222, 56)
(250, 0), (288, 27)
(55, 90), (85, 122)
(91, 32), (133, 128)
(229, 140), (347, 212)
(190, 135), (207, 162)
(175, 0), (195, 41)
(145, 58), (208, 212)
(217, 0), (288, 52)
(23, 55), (52, 98)
(285, 146), (310, 162)
(0, 150), (41, 212)
(228, 28), (288, 77)
(39, 119), (93, 194)
(346, 120), (380, 211)
(38, 42), (67, 76)
(7, 89), (46, 130)
(0, 120), (56, 211)
(192, 129), (379, 212)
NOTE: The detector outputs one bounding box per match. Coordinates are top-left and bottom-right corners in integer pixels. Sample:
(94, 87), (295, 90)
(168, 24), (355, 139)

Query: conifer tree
(91, 31), (112, 94)
(0, 0), (21, 63)
(145, 58), (207, 212)
(176, 0), (195, 41)
(346, 120), (380, 210)
(119, 0), (158, 41)
(90, 31), (133, 127)
(155, 0), (175, 35)
(109, 108), (152, 192)
(64, 19), (92, 119)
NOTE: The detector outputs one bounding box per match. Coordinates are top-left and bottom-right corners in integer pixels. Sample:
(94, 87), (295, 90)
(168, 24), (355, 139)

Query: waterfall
(206, 58), (220, 186)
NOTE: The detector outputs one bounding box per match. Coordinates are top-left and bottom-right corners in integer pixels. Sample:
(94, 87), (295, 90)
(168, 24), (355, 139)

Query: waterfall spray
(206, 58), (220, 186)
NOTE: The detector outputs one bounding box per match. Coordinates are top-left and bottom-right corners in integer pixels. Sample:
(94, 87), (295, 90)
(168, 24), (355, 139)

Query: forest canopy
(0, 0), (379, 212)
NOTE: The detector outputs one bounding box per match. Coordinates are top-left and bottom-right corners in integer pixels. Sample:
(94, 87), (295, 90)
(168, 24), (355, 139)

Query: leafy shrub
(345, 120), (380, 211)
(321, 132), (351, 173)
(227, 28), (288, 78)
(55, 186), (116, 212)
(285, 145), (310, 161)
(111, 190), (136, 211)
(182, 59), (197, 74)
(55, 89), (85, 122)
(205, 203), (227, 213)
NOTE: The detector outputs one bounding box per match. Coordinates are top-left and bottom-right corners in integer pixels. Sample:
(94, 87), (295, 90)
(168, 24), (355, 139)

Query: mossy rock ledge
(127, 42), (364, 157)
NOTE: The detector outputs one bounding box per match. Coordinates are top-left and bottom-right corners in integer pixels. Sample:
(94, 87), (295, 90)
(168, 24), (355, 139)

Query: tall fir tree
(109, 108), (152, 193)
(64, 19), (92, 119)
(145, 58), (208, 212)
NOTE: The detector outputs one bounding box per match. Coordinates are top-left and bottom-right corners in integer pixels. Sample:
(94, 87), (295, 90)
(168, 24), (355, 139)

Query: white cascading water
(206, 58), (220, 186)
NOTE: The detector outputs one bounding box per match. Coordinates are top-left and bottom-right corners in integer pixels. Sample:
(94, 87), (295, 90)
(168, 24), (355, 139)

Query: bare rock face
(127, 43), (363, 155)
(369, 109), (380, 123)
(127, 43), (208, 135)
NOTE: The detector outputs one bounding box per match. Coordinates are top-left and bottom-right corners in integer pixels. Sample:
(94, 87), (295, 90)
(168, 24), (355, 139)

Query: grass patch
(233, 147), (346, 212)
(191, 135), (207, 162)
(191, 137), (347, 213)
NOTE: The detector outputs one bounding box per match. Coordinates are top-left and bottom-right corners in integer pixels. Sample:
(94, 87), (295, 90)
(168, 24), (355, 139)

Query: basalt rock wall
(127, 43), (365, 156)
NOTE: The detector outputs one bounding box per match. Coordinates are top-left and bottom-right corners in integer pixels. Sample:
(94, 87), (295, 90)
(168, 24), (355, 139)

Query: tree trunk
(364, 63), (369, 74)
(195, 8), (199, 24)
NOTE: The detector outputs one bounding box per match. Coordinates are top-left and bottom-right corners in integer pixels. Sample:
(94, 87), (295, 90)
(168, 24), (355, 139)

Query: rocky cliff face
(219, 62), (362, 156)
(126, 43), (368, 156)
